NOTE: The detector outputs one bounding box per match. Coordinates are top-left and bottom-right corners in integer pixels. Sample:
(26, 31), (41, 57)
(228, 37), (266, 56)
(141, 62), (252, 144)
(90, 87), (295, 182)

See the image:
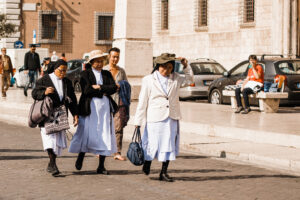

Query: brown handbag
(28, 96), (53, 128)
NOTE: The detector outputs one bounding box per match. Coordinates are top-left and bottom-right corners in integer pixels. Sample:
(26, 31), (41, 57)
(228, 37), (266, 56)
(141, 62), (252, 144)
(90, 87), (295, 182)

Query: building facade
(151, 0), (299, 70)
(0, 0), (115, 59)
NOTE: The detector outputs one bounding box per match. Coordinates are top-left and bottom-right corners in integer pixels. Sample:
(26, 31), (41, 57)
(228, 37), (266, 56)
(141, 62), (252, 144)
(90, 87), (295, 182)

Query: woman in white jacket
(134, 53), (193, 182)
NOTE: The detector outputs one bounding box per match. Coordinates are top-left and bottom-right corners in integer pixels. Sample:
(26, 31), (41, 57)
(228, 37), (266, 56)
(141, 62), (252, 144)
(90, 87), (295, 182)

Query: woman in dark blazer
(32, 59), (78, 176)
(69, 50), (118, 174)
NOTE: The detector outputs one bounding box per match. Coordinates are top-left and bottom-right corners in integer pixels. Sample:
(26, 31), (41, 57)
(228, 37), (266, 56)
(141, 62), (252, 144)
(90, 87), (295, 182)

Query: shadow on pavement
(0, 155), (49, 160)
(152, 174), (300, 182)
(0, 149), (44, 153)
(71, 169), (230, 176)
(176, 155), (209, 159)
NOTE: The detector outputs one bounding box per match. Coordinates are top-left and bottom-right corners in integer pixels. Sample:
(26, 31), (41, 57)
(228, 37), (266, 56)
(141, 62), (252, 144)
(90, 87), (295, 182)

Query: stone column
(113, 0), (153, 99)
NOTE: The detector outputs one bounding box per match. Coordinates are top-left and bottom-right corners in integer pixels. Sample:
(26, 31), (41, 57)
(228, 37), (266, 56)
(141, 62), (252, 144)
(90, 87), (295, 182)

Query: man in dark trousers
(24, 44), (41, 96)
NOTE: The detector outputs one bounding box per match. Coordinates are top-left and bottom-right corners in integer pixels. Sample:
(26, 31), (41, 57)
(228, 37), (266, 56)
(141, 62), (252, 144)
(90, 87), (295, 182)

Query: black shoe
(142, 161), (151, 175)
(235, 107), (243, 113)
(159, 173), (174, 182)
(96, 167), (109, 175)
(241, 108), (251, 114)
(75, 153), (85, 170)
(47, 163), (60, 176)
(24, 89), (27, 97)
(47, 163), (55, 173)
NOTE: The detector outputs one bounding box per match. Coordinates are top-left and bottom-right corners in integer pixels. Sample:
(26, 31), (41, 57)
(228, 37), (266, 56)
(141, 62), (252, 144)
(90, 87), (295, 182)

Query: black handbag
(127, 127), (145, 166)
(44, 105), (70, 134)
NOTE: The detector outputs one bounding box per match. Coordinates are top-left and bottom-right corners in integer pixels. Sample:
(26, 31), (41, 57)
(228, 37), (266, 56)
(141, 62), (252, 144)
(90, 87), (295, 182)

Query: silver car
(174, 58), (227, 99)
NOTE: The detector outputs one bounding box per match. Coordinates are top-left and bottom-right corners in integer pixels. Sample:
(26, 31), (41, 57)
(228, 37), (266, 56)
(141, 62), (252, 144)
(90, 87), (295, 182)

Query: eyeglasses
(56, 68), (67, 73)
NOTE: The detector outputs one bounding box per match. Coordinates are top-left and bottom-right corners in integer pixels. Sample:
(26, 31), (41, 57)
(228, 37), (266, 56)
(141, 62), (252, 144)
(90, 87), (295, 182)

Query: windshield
(277, 61), (300, 75)
(190, 62), (226, 75)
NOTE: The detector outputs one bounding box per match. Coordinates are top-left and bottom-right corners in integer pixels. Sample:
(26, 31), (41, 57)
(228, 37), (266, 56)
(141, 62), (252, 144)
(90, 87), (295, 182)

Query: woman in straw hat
(69, 50), (118, 174)
(32, 59), (79, 176)
(134, 53), (193, 182)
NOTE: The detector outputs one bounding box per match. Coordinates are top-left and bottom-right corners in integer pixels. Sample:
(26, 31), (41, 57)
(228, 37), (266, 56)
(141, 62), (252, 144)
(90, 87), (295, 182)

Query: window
(198, 0), (207, 27)
(244, 0), (255, 23)
(38, 11), (62, 44)
(95, 12), (114, 45)
(231, 62), (250, 76)
(161, 0), (168, 30)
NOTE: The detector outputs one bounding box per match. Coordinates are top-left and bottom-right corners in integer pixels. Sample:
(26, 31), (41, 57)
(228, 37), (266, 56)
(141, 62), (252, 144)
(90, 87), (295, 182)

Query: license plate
(297, 83), (300, 89)
(204, 80), (212, 86)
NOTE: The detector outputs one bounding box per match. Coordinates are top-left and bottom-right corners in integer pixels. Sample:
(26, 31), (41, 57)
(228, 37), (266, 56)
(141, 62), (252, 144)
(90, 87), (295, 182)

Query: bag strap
(132, 127), (141, 143)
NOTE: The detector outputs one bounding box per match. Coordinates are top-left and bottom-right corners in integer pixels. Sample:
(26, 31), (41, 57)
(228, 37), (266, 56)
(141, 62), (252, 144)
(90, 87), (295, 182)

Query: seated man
(235, 55), (264, 114)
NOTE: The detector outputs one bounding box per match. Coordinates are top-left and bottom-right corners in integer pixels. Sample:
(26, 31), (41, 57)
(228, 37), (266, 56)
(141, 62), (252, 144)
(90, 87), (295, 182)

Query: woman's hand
(92, 85), (101, 90)
(45, 87), (54, 95)
(73, 115), (79, 127)
(178, 57), (188, 68)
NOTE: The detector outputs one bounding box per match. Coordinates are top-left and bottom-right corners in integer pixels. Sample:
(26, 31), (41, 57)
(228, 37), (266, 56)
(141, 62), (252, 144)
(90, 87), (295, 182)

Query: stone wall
(151, 0), (297, 70)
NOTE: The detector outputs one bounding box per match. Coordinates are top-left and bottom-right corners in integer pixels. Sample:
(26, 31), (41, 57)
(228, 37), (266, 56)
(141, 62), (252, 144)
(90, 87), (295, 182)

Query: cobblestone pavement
(1, 121), (300, 200)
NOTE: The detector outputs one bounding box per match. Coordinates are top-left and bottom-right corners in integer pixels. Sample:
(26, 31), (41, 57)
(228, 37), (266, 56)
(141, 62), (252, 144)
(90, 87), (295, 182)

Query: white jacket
(134, 67), (193, 126)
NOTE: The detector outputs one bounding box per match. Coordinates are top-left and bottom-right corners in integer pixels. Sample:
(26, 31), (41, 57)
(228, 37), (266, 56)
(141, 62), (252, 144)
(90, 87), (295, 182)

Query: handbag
(28, 96), (53, 128)
(10, 77), (15, 85)
(127, 127), (145, 166)
(44, 104), (70, 134)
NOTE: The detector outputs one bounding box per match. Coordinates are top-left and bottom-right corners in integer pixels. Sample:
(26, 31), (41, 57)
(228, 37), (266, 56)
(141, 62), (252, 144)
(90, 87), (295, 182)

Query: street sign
(14, 41), (24, 49)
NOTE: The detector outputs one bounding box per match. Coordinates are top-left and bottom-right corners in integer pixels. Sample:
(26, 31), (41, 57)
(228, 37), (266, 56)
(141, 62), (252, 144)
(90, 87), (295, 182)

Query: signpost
(14, 40), (24, 49)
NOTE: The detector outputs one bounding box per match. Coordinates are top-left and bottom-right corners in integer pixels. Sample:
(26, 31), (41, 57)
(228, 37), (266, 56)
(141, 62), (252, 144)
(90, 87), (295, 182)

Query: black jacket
(32, 74), (78, 126)
(24, 51), (41, 71)
(78, 69), (117, 116)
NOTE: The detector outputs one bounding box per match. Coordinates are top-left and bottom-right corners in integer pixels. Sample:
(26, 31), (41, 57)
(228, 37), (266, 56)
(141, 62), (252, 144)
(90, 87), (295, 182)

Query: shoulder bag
(127, 127), (145, 166)
(28, 96), (53, 128)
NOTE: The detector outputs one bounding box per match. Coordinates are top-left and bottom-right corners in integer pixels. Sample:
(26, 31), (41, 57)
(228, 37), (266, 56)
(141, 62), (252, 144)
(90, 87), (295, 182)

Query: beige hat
(88, 50), (108, 63)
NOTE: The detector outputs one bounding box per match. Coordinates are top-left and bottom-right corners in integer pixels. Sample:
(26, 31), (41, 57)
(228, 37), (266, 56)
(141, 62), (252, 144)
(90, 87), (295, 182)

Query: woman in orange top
(235, 55), (264, 114)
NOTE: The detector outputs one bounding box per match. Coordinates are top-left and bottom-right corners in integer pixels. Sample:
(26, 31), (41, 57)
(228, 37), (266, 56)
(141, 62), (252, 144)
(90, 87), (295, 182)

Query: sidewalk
(1, 88), (300, 175)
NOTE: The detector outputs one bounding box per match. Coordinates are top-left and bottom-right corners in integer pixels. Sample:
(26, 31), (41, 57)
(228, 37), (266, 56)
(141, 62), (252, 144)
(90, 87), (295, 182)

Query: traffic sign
(14, 40), (24, 49)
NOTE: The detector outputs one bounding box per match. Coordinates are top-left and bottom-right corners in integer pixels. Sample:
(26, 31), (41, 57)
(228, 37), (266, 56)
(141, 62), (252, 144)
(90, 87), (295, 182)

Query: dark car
(66, 59), (85, 93)
(208, 55), (300, 105)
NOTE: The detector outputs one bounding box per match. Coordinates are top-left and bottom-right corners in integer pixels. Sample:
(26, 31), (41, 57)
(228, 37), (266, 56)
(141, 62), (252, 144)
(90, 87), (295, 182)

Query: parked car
(66, 59), (85, 93)
(208, 55), (300, 105)
(14, 66), (29, 88)
(173, 58), (227, 99)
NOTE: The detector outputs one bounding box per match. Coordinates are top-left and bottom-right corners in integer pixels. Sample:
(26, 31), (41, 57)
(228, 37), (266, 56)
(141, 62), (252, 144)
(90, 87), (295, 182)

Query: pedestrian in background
(0, 47), (14, 97)
(134, 53), (193, 182)
(104, 47), (130, 161)
(51, 51), (59, 62)
(69, 50), (118, 175)
(41, 57), (51, 77)
(32, 59), (78, 176)
(60, 53), (67, 62)
(24, 44), (41, 97)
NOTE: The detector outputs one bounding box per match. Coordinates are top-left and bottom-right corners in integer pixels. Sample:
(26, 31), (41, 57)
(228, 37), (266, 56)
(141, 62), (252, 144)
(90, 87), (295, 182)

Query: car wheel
(210, 89), (222, 104)
(74, 82), (81, 93)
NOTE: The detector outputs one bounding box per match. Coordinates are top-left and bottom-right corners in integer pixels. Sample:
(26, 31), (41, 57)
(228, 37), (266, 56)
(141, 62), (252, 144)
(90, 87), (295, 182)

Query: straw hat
(88, 50), (108, 63)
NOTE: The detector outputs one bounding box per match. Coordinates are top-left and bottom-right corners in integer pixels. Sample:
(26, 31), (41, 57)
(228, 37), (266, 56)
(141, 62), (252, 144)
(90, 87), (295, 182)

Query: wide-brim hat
(154, 53), (178, 66)
(88, 50), (108, 63)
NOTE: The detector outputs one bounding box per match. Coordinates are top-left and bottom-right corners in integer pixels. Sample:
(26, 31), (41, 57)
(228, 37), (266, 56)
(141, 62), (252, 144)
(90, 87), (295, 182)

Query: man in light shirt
(0, 48), (14, 97)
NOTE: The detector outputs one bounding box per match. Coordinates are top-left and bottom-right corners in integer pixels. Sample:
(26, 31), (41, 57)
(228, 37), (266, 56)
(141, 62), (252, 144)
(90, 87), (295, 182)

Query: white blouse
(92, 68), (103, 85)
(49, 73), (63, 101)
(155, 70), (168, 95)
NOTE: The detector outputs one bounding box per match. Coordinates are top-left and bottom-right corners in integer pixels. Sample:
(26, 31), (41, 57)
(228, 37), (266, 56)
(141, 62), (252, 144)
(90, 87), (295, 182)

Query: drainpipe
(289, 0), (293, 57)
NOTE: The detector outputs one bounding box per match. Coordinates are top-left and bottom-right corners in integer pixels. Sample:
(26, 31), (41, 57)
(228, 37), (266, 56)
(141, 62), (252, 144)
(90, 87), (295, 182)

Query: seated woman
(235, 55), (264, 114)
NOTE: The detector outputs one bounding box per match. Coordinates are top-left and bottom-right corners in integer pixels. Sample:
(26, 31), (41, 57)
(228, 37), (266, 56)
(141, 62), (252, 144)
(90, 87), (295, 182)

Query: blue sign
(14, 40), (24, 49)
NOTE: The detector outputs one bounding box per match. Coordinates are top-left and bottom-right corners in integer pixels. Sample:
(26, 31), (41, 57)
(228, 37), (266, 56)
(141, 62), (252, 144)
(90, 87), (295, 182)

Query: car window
(277, 61), (300, 75)
(230, 62), (249, 76)
(68, 61), (80, 71)
(190, 62), (226, 75)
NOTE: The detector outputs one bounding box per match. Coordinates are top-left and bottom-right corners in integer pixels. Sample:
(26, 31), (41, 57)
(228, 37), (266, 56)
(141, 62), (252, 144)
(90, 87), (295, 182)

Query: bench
(222, 90), (288, 113)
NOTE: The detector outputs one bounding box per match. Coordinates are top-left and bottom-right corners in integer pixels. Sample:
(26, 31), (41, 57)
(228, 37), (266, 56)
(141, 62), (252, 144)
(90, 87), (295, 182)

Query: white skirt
(40, 128), (67, 156)
(69, 96), (117, 156)
(142, 117), (179, 162)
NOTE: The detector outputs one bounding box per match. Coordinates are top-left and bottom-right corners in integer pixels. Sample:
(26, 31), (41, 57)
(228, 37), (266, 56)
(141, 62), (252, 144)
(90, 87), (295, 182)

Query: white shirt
(49, 73), (63, 101)
(92, 68), (103, 85)
(155, 71), (168, 95)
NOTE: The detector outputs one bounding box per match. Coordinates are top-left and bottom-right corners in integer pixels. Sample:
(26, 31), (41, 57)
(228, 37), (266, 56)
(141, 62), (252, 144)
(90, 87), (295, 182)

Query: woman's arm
(101, 71), (118, 95)
(134, 77), (150, 126)
(80, 72), (103, 97)
(31, 78), (46, 100)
